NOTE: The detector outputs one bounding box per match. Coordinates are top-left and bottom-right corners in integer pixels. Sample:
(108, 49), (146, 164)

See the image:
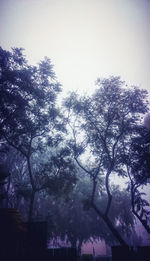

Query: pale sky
(0, 0), (150, 95)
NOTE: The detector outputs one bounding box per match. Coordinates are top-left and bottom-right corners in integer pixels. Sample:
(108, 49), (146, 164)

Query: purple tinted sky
(0, 0), (150, 94)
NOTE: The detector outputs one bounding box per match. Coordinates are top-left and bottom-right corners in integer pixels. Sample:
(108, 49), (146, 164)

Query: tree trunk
(28, 190), (36, 222)
(27, 156), (35, 190)
(70, 238), (77, 249)
(133, 209), (150, 234)
(92, 202), (127, 246)
(77, 239), (83, 256)
(5, 175), (11, 207)
(27, 155), (36, 222)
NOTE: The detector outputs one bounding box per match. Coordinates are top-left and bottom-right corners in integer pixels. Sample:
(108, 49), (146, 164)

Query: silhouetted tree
(64, 76), (149, 245)
(0, 47), (76, 221)
(126, 126), (150, 233)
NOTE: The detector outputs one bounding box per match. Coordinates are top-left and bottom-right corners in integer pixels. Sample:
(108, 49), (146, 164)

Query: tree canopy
(0, 46), (63, 154)
(0, 47), (76, 221)
(1, 46), (150, 247)
(64, 76), (149, 245)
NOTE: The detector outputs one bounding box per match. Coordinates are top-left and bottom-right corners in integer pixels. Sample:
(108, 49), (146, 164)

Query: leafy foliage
(125, 126), (150, 233)
(64, 76), (149, 245)
(129, 127), (150, 184)
(0, 46), (63, 156)
(0, 47), (76, 221)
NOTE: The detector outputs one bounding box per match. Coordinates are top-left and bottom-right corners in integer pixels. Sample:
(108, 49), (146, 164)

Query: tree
(126, 126), (150, 233)
(0, 46), (76, 221)
(0, 163), (10, 206)
(64, 76), (149, 245)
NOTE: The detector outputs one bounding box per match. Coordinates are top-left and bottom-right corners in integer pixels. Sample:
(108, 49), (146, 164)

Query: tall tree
(64, 76), (149, 245)
(0, 47), (76, 221)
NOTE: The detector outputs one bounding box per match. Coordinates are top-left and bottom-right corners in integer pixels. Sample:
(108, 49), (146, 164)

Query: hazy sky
(0, 0), (150, 94)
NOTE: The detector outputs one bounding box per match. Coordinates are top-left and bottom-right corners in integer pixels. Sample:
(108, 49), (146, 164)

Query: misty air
(0, 1), (150, 261)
